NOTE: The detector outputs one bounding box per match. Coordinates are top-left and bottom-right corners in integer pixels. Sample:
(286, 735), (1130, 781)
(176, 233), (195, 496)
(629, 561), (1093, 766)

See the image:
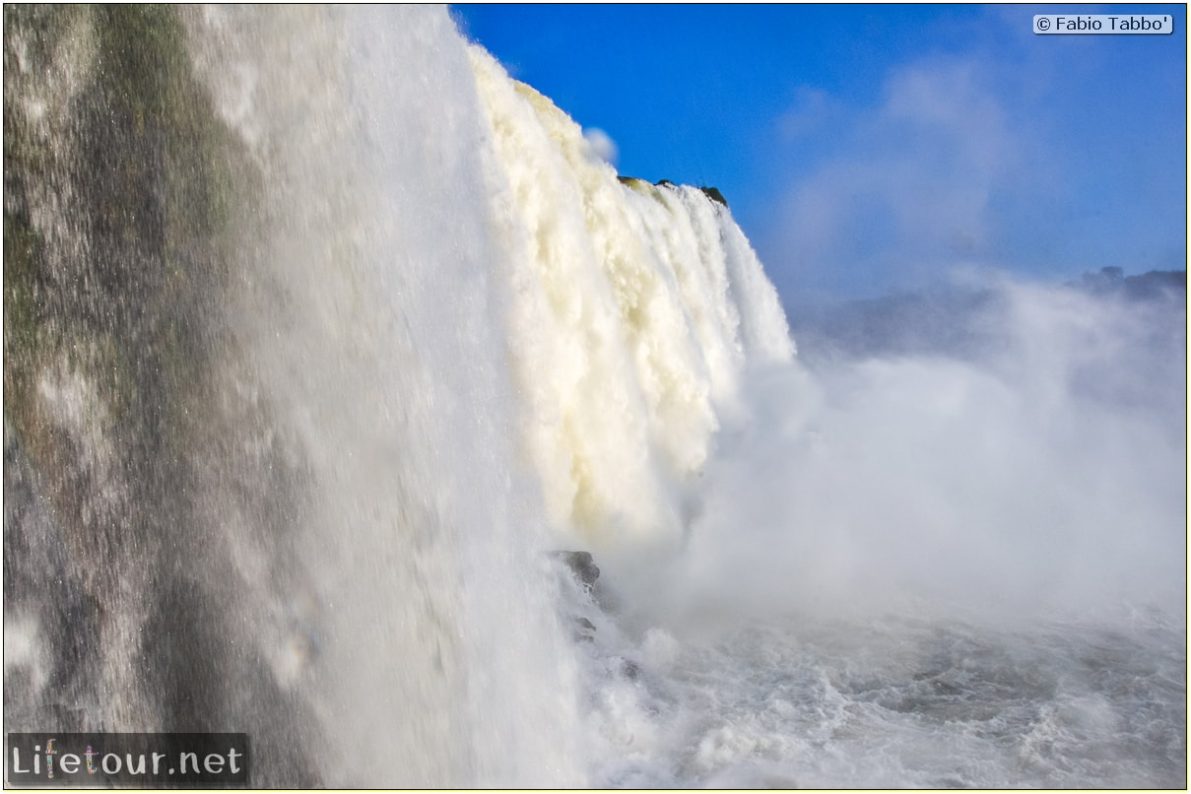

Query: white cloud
(776, 85), (837, 141)
(770, 57), (1029, 298)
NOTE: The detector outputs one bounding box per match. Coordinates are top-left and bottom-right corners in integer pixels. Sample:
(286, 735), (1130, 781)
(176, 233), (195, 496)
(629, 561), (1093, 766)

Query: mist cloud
(615, 274), (1185, 629)
(583, 127), (619, 166)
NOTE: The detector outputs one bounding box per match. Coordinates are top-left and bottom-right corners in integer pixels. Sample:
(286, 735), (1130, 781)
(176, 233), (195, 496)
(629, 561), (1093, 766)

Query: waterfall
(3, 5), (793, 785)
(468, 46), (792, 547)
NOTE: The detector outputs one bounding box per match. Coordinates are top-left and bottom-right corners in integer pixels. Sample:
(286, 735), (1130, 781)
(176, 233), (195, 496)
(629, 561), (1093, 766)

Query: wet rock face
(551, 550), (600, 589)
(3, 8), (319, 783)
(615, 175), (729, 208)
(697, 185), (728, 207)
(551, 551), (602, 641)
(572, 617), (597, 643)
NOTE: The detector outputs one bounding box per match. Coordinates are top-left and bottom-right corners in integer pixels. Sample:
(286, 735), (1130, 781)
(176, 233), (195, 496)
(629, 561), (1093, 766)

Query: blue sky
(454, 5), (1187, 305)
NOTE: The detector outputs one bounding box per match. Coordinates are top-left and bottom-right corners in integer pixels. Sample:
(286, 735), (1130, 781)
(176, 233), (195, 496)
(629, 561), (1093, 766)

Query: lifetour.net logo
(6, 733), (249, 787)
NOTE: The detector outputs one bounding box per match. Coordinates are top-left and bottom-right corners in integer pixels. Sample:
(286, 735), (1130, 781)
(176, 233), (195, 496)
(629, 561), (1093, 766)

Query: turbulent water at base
(3, 5), (1185, 788)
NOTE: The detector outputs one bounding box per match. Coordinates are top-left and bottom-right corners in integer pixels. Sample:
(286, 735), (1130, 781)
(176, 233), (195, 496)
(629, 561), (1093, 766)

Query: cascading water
(467, 45), (792, 547)
(3, 4), (793, 786)
(4, 5), (1184, 789)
